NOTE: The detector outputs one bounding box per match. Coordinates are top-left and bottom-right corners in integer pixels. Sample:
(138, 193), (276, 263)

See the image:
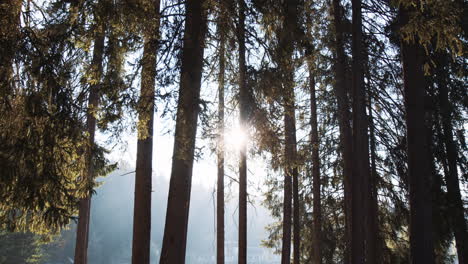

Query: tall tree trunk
(331, 1), (353, 262)
(281, 81), (297, 264)
(217, 1), (226, 262)
(237, 0), (247, 263)
(350, 0), (371, 262)
(131, 1), (160, 263)
(0, 0), (21, 102)
(308, 65), (322, 264)
(282, 109), (297, 264)
(74, 22), (106, 264)
(281, 120), (293, 264)
(159, 0), (207, 262)
(399, 4), (434, 263)
(366, 83), (379, 264)
(278, 1), (299, 263)
(435, 54), (468, 264)
(292, 144), (300, 264)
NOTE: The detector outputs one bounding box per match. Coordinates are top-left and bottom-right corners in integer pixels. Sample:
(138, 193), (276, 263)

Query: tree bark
(278, 1), (299, 263)
(309, 65), (322, 264)
(399, 3), (435, 263)
(0, 0), (21, 101)
(237, 0), (247, 263)
(351, 0), (372, 262)
(435, 54), (468, 264)
(217, 1), (226, 262)
(366, 84), (379, 264)
(331, 0), (353, 263)
(159, 0), (207, 262)
(131, 0), (160, 263)
(74, 21), (106, 264)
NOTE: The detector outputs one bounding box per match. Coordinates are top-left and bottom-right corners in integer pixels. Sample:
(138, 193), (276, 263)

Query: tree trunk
(281, 81), (297, 264)
(74, 22), (106, 264)
(366, 83), (379, 264)
(350, 0), (371, 262)
(309, 65), (322, 264)
(292, 164), (299, 264)
(435, 54), (468, 264)
(331, 0), (353, 262)
(0, 0), (21, 101)
(278, 1), (299, 263)
(237, 0), (247, 263)
(399, 4), (435, 263)
(159, 0), (207, 262)
(281, 162), (292, 264)
(131, 1), (160, 263)
(217, 1), (226, 262)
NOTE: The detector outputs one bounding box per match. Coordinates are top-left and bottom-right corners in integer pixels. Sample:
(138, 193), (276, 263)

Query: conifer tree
(331, 0), (353, 261)
(237, 0), (248, 262)
(398, 2), (434, 263)
(74, 13), (106, 264)
(159, 0), (208, 262)
(131, 0), (160, 263)
(216, 0), (228, 263)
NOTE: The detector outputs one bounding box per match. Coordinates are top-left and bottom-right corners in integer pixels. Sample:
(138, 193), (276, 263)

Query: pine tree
(350, 0), (373, 262)
(308, 61), (322, 264)
(0, 0), (21, 99)
(331, 0), (353, 261)
(398, 3), (434, 263)
(74, 15), (106, 264)
(216, 0), (227, 263)
(237, 0), (248, 263)
(159, 0), (208, 262)
(434, 53), (467, 264)
(131, 0), (160, 263)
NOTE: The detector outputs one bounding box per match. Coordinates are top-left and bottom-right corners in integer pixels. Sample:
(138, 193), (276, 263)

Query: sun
(224, 125), (248, 152)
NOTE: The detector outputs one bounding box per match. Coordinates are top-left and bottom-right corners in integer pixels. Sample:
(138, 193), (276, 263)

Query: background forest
(0, 0), (467, 263)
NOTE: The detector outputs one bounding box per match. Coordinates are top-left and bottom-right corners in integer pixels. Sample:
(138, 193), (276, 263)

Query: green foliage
(396, 0), (464, 56)
(0, 0), (117, 234)
(0, 230), (50, 264)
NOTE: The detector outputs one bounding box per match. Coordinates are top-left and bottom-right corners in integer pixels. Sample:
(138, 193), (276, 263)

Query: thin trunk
(366, 87), (379, 264)
(279, 1), (299, 263)
(237, 0), (247, 263)
(399, 4), (434, 263)
(281, 162), (292, 264)
(436, 54), (468, 264)
(292, 163), (299, 264)
(131, 1), (160, 263)
(281, 85), (297, 264)
(351, 0), (371, 263)
(159, 0), (207, 262)
(216, 1), (226, 262)
(0, 0), (21, 101)
(309, 66), (322, 264)
(74, 22), (106, 264)
(331, 0), (353, 262)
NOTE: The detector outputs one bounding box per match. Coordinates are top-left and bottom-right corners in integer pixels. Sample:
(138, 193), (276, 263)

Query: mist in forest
(43, 167), (279, 264)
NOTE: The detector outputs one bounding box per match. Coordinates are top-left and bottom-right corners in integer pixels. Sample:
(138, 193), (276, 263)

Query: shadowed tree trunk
(399, 3), (434, 263)
(217, 0), (227, 262)
(281, 117), (293, 264)
(435, 54), (468, 264)
(308, 63), (322, 264)
(0, 0), (21, 103)
(279, 1), (299, 263)
(74, 21), (106, 264)
(237, 0), (247, 263)
(366, 81), (379, 264)
(159, 0), (207, 262)
(350, 0), (372, 262)
(131, 0), (160, 263)
(331, 0), (352, 262)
